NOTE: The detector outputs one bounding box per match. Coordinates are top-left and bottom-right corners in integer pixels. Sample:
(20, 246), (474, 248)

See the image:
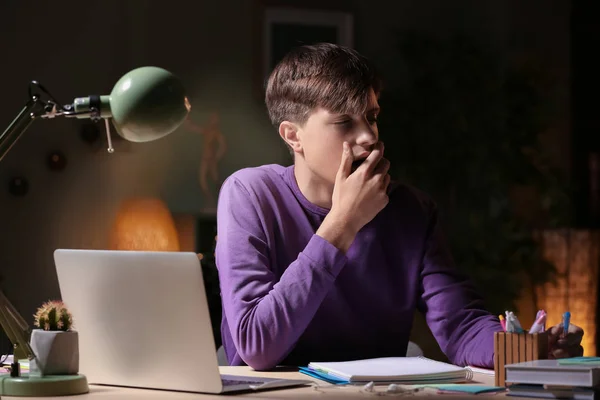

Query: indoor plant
(29, 300), (79, 375)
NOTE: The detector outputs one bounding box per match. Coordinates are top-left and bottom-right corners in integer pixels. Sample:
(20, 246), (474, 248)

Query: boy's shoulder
(222, 164), (290, 195)
(383, 183), (441, 238)
(389, 181), (435, 207)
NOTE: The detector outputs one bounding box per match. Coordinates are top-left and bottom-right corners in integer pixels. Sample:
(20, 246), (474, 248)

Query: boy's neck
(293, 162), (334, 210)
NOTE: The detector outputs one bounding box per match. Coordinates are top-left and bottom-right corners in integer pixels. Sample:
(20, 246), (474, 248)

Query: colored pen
(562, 311), (571, 338)
(499, 315), (506, 331)
(529, 310), (546, 334)
(505, 311), (524, 333)
(504, 311), (512, 332)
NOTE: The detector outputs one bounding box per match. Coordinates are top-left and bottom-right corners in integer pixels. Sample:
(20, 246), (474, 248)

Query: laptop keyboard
(222, 378), (267, 386)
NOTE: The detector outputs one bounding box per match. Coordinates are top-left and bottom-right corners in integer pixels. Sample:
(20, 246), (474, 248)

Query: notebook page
(309, 356), (467, 380)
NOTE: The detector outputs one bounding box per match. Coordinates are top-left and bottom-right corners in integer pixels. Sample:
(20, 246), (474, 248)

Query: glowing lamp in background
(109, 198), (180, 251)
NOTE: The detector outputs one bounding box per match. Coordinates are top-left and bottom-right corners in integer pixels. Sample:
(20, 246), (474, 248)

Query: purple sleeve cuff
(301, 234), (348, 278)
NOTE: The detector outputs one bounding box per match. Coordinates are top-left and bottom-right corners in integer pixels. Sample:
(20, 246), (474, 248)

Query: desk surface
(4, 366), (504, 399)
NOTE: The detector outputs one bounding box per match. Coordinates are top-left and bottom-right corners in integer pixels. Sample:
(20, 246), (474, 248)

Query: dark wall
(571, 0), (600, 227)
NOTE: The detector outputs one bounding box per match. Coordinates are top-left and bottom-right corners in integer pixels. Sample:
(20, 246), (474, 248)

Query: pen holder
(494, 331), (549, 387)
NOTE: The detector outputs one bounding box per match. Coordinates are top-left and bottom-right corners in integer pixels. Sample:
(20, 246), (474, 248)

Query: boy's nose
(356, 128), (378, 147)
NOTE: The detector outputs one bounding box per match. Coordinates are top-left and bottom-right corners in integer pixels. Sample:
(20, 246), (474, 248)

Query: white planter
(29, 329), (79, 375)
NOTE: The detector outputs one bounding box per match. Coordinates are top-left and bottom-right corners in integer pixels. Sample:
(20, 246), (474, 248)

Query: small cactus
(33, 300), (73, 331)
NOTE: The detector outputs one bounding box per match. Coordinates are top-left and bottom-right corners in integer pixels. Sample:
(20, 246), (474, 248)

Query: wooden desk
(4, 366), (503, 399)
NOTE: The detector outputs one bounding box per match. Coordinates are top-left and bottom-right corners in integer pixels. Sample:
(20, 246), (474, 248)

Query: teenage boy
(215, 43), (583, 370)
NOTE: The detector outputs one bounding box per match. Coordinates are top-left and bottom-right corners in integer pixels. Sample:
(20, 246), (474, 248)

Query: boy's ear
(279, 121), (302, 153)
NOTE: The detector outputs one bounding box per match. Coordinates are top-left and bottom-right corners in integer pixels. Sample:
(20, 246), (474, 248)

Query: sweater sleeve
(418, 201), (503, 368)
(215, 176), (348, 370)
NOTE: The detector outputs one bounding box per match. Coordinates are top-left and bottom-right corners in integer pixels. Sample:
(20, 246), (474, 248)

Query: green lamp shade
(111, 66), (187, 142)
(73, 66), (188, 142)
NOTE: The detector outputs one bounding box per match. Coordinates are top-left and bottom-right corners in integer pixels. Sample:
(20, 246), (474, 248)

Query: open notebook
(300, 356), (473, 384)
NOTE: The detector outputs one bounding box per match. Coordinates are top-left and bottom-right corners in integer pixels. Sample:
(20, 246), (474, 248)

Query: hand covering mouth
(351, 158), (366, 172)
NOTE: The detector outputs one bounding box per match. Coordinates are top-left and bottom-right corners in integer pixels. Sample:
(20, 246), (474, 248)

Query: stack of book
(505, 357), (600, 399)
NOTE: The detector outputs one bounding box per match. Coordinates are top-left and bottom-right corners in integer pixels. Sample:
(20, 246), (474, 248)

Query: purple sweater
(215, 164), (502, 370)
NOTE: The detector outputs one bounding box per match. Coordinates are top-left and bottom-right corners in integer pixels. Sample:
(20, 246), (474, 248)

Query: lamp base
(0, 374), (89, 396)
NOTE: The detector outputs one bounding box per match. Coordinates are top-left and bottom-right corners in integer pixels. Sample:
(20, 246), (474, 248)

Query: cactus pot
(29, 329), (79, 375)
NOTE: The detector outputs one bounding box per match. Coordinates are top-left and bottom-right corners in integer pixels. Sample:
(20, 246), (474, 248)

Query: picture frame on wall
(262, 7), (354, 83)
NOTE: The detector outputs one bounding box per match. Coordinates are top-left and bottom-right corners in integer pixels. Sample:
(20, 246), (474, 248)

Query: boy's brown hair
(265, 43), (382, 131)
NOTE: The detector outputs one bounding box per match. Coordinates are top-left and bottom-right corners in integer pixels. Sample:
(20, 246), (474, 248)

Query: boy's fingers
(383, 173), (391, 190)
(337, 142), (353, 180)
(361, 142), (384, 173)
(374, 157), (391, 176)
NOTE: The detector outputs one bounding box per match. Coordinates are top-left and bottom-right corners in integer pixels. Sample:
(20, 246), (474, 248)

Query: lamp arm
(0, 97), (45, 162)
(0, 81), (117, 163)
(0, 289), (36, 377)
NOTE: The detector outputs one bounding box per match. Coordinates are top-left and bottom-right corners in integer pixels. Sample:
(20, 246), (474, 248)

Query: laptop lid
(54, 249), (224, 393)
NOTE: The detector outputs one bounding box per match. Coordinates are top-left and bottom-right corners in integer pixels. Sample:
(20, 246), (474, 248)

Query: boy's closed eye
(331, 118), (374, 126)
(331, 117), (352, 126)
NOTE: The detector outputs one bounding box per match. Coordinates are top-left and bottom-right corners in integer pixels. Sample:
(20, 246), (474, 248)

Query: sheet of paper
(468, 365), (495, 375)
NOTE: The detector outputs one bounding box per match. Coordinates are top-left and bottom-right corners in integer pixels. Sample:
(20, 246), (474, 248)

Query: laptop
(53, 249), (311, 394)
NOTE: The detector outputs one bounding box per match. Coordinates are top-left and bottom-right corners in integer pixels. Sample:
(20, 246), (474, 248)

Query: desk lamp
(0, 66), (189, 396)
